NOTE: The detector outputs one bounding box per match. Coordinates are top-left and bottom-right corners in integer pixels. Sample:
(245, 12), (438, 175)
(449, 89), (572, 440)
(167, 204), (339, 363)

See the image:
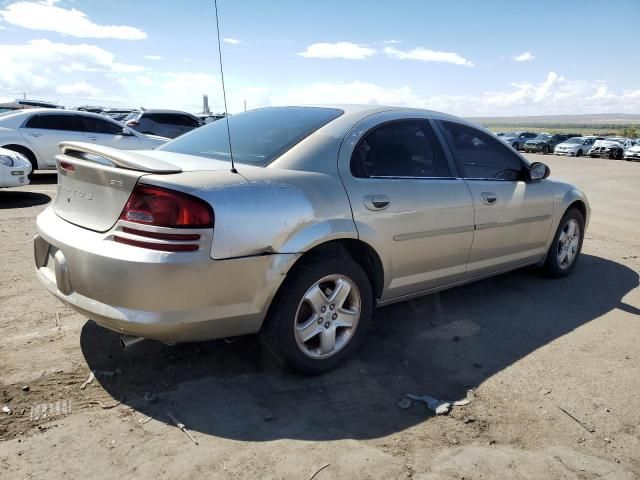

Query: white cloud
(0, 39), (143, 101)
(383, 46), (474, 67)
(144, 55), (163, 61)
(56, 81), (103, 97)
(297, 42), (376, 60)
(181, 58), (195, 64)
(514, 51), (535, 62)
(268, 73), (640, 116)
(274, 81), (422, 106)
(223, 37), (242, 45)
(0, 0), (146, 40)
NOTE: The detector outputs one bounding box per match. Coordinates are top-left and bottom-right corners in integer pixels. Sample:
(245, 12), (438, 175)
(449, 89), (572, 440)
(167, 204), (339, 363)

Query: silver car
(34, 105), (589, 373)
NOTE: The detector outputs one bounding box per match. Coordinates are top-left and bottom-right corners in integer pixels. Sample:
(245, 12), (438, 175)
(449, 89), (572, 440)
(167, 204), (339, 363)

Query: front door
(339, 114), (475, 300)
(436, 120), (554, 277)
(81, 116), (142, 150)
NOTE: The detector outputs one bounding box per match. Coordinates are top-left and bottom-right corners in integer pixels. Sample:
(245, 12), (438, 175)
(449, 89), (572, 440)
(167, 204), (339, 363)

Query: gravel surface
(1, 154), (639, 479)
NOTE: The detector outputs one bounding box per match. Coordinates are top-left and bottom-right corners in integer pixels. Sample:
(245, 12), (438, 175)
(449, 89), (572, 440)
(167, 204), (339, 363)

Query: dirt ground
(1, 154), (639, 479)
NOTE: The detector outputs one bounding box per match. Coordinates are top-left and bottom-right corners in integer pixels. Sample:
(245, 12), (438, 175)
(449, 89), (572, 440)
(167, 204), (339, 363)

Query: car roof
(140, 109), (198, 115)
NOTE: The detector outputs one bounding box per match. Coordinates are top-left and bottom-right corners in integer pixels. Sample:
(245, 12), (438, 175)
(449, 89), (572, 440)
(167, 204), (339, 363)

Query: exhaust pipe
(120, 335), (145, 350)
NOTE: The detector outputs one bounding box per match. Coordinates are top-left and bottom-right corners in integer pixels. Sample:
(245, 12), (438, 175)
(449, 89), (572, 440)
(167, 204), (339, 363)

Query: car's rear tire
(262, 255), (373, 374)
(513, 142), (519, 150)
(541, 208), (585, 278)
(542, 145), (549, 154)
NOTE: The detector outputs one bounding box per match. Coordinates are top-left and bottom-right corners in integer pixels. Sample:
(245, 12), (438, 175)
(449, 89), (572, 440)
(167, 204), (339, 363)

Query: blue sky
(1, 0), (639, 116)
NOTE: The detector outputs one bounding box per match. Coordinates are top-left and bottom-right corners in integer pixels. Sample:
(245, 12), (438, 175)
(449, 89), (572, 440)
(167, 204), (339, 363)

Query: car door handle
(481, 192), (497, 205)
(364, 195), (390, 211)
(29, 133), (42, 137)
(86, 136), (98, 141)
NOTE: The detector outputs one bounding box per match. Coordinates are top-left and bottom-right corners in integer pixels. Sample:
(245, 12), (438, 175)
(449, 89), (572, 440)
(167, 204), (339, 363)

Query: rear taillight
(126, 120), (140, 127)
(119, 184), (213, 228)
(115, 184), (213, 252)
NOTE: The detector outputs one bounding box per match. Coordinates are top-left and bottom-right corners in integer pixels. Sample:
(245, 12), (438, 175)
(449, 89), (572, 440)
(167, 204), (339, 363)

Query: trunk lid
(52, 142), (233, 232)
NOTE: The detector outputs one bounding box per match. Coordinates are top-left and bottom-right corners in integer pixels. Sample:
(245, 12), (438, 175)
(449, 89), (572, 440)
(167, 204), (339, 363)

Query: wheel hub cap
(294, 274), (361, 359)
(557, 219), (580, 269)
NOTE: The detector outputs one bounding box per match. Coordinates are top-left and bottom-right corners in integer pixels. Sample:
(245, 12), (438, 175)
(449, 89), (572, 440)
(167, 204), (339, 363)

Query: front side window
(439, 121), (524, 180)
(82, 117), (123, 134)
(24, 114), (82, 131)
(158, 107), (343, 166)
(351, 120), (451, 178)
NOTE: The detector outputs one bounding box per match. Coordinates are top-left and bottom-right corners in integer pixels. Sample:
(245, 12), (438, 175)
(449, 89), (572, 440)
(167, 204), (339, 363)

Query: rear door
(19, 114), (85, 167)
(436, 120), (553, 277)
(81, 115), (142, 150)
(339, 112), (475, 300)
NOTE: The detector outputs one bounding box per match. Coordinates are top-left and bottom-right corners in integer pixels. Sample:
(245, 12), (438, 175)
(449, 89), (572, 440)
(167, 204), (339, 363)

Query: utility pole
(244, 100), (246, 112)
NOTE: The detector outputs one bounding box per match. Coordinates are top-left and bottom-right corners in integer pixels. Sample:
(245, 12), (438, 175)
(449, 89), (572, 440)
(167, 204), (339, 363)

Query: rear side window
(439, 121), (524, 180)
(158, 107), (343, 166)
(176, 115), (200, 127)
(24, 114), (82, 131)
(82, 117), (123, 134)
(351, 120), (451, 178)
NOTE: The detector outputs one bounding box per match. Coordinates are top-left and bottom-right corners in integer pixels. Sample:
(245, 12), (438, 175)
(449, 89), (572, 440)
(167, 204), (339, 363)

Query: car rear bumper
(34, 206), (298, 342)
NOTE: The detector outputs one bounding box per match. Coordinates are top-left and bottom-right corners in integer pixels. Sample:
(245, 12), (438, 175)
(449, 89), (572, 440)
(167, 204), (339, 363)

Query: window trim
(349, 118), (458, 180)
(434, 119), (529, 182)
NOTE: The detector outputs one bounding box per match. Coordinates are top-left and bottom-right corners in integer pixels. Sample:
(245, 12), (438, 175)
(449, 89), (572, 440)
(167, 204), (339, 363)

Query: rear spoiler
(57, 141), (182, 174)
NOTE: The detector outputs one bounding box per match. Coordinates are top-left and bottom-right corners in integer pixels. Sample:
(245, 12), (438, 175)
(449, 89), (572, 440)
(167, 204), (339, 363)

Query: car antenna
(213, 0), (237, 174)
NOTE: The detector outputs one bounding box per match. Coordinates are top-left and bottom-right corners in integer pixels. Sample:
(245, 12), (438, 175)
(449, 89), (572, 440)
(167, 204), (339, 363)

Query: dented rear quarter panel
(141, 166), (356, 260)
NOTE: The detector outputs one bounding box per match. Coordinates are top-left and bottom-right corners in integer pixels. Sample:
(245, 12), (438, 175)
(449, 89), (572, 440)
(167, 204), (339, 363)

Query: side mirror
(529, 162), (550, 181)
(121, 128), (134, 136)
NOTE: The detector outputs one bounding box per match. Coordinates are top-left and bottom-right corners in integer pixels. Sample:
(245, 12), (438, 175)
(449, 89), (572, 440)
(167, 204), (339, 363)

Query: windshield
(503, 132), (518, 137)
(565, 137), (582, 144)
(158, 107), (344, 166)
(534, 134), (552, 141)
(124, 111), (139, 121)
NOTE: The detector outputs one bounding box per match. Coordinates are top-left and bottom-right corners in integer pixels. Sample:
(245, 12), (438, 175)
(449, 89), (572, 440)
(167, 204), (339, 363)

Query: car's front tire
(262, 255), (373, 374)
(541, 208), (585, 278)
(576, 149), (583, 157)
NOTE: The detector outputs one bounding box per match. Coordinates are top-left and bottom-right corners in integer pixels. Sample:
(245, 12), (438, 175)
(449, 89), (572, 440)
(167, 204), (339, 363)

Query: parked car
(197, 113), (227, 124)
(125, 110), (203, 138)
(34, 105), (589, 373)
(500, 131), (537, 151)
(588, 138), (625, 160)
(623, 143), (640, 161)
(103, 109), (136, 122)
(0, 109), (169, 172)
(523, 134), (568, 154)
(554, 136), (597, 157)
(0, 146), (31, 187)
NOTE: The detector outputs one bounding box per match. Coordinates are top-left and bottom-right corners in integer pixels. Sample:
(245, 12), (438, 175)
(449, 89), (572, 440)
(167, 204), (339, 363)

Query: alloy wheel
(294, 274), (361, 359)
(557, 219), (580, 269)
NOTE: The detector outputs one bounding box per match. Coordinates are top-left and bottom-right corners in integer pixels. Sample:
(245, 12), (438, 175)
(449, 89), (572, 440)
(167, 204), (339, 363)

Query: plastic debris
(406, 389), (474, 415)
(167, 411), (198, 446)
(80, 371), (95, 390)
(406, 394), (451, 415)
(22, 385), (29, 392)
(2, 406), (11, 414)
(89, 400), (121, 409)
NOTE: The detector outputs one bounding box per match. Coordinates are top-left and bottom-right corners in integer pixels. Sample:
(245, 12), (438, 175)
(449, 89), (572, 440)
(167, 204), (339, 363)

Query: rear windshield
(157, 107), (343, 166)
